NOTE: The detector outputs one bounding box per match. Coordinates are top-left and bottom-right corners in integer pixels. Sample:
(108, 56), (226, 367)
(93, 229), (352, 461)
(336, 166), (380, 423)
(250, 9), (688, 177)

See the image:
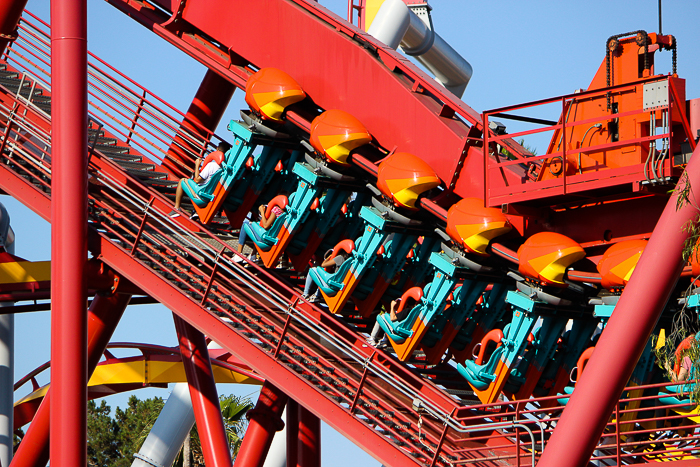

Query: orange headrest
(474, 328), (504, 365)
(202, 150), (224, 167)
(264, 195), (288, 219)
(576, 346), (595, 378)
(331, 239), (355, 259)
(396, 287), (423, 314)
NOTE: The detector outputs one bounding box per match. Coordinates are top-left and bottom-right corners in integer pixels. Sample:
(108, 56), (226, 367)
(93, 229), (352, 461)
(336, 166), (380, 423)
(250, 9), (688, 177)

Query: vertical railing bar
(272, 311), (295, 359)
(562, 97), (567, 196)
(125, 89), (147, 146)
(200, 245), (226, 306)
(428, 420), (451, 467)
(349, 350), (376, 413)
(130, 197), (155, 256)
(615, 402), (621, 466)
(516, 402), (521, 467)
(87, 118), (103, 168)
(483, 112), (489, 205)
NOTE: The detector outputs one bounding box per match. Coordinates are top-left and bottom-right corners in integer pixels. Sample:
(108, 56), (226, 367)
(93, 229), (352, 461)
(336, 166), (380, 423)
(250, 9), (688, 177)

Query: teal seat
(188, 169), (224, 208)
(457, 346), (506, 391)
(242, 212), (288, 251)
(241, 194), (290, 251)
(308, 256), (355, 296)
(308, 239), (356, 296)
(658, 383), (696, 407)
(377, 286), (427, 344)
(456, 328), (506, 391)
(557, 385), (575, 406)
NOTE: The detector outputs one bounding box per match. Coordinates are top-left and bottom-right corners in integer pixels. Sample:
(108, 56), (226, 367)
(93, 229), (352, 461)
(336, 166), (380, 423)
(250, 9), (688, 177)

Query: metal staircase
(0, 12), (526, 467)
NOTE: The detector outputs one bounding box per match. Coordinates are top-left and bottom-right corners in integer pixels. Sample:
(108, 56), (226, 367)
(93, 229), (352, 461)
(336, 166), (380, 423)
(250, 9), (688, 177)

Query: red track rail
(0, 19), (508, 464)
(4, 9), (700, 467)
(104, 0), (530, 200)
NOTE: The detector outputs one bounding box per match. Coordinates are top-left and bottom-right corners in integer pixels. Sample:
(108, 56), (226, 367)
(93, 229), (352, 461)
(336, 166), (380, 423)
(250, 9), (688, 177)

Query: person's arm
(321, 256), (339, 269)
(193, 157), (204, 183)
(666, 359), (689, 383)
(389, 299), (400, 321)
(260, 208), (277, 229)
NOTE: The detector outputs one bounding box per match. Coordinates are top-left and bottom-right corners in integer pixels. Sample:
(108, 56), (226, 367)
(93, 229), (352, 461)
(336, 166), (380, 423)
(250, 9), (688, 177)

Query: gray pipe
(367, 0), (472, 97)
(132, 383), (196, 467)
(0, 201), (15, 467)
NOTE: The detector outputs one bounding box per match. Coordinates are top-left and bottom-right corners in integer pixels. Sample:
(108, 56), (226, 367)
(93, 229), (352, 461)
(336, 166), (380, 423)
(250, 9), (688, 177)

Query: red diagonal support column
(12, 292), (131, 467)
(286, 400), (298, 467)
(49, 1), (88, 466)
(162, 69), (235, 178)
(0, 0), (28, 55)
(297, 405), (320, 467)
(235, 382), (288, 467)
(173, 315), (232, 467)
(539, 144), (700, 466)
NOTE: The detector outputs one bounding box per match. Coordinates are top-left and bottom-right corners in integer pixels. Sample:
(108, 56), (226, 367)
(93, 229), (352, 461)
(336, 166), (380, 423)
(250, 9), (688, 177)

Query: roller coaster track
(5, 4), (700, 467)
(105, 0), (531, 202)
(0, 11), (525, 467)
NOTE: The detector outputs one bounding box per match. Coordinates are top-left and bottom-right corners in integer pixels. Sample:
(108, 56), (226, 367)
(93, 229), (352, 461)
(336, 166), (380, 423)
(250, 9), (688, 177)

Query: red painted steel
(286, 400), (299, 467)
(483, 77), (683, 207)
(14, 342), (262, 428)
(11, 292), (131, 467)
(0, 0), (27, 54)
(4, 9), (229, 178)
(538, 142), (700, 466)
(236, 382), (288, 467)
(174, 315), (233, 467)
(8, 9), (700, 464)
(49, 1), (88, 466)
(163, 68), (235, 177)
(104, 0), (528, 198)
(0, 83), (476, 464)
(297, 405), (320, 467)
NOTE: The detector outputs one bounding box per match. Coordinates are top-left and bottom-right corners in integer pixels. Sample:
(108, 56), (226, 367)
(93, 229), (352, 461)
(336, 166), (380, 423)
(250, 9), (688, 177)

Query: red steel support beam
(0, 0), (27, 55)
(235, 382), (288, 467)
(49, 1), (88, 466)
(286, 400), (298, 467)
(538, 143), (700, 466)
(162, 69), (235, 178)
(173, 314), (232, 467)
(11, 292), (131, 467)
(297, 405), (320, 467)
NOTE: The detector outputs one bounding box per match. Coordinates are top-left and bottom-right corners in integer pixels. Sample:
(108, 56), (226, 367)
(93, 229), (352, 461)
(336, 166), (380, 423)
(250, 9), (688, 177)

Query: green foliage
(87, 400), (122, 467)
(14, 392), (252, 466)
(673, 174), (700, 262)
(656, 175), (700, 401)
(114, 396), (165, 461)
(654, 282), (700, 402)
(674, 172), (695, 212)
(13, 428), (24, 454)
(179, 393), (254, 466)
(500, 138), (537, 159)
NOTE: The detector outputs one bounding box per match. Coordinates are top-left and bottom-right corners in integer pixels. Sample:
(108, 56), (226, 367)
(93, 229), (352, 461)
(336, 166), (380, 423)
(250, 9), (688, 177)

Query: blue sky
(8, 0), (700, 465)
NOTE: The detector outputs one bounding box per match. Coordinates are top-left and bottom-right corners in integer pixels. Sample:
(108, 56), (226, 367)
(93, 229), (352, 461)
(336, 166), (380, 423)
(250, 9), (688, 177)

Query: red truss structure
(1, 1), (700, 466)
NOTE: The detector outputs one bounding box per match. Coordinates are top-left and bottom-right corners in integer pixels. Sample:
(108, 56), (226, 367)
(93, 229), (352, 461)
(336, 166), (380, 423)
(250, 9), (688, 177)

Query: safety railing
(4, 10), (700, 465)
(3, 51), (699, 467)
(483, 76), (691, 207)
(446, 379), (700, 465)
(0, 67), (474, 465)
(6, 62), (699, 467)
(4, 11), (226, 177)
